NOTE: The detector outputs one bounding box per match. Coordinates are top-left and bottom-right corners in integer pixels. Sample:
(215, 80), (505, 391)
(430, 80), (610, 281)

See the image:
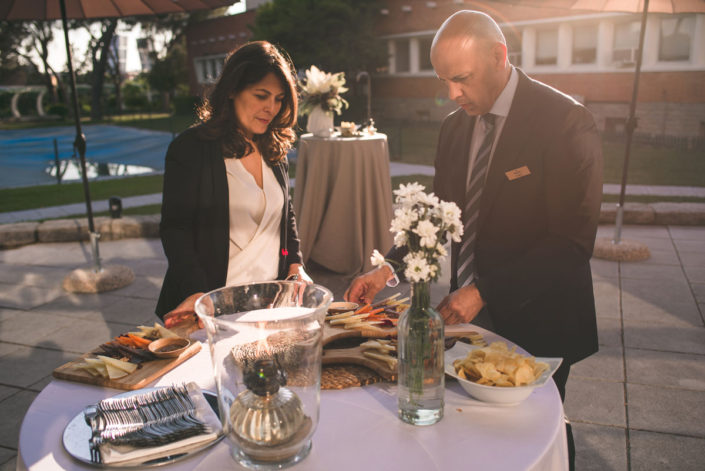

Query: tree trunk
(90, 19), (118, 122)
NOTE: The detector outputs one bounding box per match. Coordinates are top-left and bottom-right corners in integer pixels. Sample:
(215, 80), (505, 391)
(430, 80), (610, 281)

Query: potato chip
(453, 341), (549, 387)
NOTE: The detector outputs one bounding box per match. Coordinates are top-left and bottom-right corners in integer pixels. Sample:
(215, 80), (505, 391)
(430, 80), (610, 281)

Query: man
(345, 10), (602, 466)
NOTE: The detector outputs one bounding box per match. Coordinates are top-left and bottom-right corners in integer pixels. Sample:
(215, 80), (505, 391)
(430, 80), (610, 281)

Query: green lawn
(0, 175), (163, 213)
(2, 114), (703, 219)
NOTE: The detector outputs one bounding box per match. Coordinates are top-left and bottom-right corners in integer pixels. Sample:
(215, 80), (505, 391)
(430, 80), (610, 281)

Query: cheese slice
(105, 362), (129, 379)
(97, 355), (138, 374)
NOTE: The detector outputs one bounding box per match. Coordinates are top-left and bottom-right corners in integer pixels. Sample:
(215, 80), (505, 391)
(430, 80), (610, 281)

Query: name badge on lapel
(505, 165), (531, 181)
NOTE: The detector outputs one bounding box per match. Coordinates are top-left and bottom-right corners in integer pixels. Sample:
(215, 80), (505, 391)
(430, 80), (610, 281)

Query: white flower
(414, 219), (438, 248)
(435, 244), (447, 258)
(370, 249), (386, 268)
(393, 231), (408, 248)
(417, 191), (440, 208)
(390, 207), (417, 233)
(299, 66), (349, 116)
(370, 183), (461, 283)
(393, 182), (426, 203)
(403, 252), (431, 283)
(438, 201), (462, 227)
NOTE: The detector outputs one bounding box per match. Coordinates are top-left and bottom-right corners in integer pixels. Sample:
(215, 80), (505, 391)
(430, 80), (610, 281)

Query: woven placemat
(321, 364), (389, 390)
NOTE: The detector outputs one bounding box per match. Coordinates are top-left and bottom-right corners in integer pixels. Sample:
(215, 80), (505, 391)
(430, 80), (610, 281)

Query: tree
(147, 36), (189, 112)
(0, 20), (28, 83)
(22, 21), (62, 104)
(251, 0), (386, 75)
(78, 18), (118, 121)
(0, 20), (66, 104)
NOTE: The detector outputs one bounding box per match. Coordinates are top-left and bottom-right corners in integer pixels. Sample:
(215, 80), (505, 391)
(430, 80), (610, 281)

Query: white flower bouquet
(298, 65), (349, 116)
(371, 183), (463, 283)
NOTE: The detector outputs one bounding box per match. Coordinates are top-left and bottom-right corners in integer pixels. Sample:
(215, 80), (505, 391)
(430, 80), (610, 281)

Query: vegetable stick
(329, 314), (369, 325)
(363, 351), (398, 369)
(354, 304), (372, 314)
(387, 296), (409, 306)
(360, 340), (396, 352)
(372, 293), (401, 308)
(326, 310), (356, 320)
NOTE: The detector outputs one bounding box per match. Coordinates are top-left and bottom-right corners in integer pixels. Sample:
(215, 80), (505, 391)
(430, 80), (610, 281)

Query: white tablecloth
(18, 327), (568, 471)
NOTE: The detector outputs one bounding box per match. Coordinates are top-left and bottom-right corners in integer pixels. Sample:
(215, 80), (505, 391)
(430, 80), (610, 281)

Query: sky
(42, 2), (246, 74)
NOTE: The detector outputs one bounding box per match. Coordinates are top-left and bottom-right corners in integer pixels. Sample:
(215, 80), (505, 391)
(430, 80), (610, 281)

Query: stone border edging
(1, 203), (704, 250)
(0, 215), (160, 249)
(599, 202), (705, 226)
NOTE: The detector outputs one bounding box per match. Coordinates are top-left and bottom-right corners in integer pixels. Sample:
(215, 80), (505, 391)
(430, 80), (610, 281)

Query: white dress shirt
(225, 157), (284, 285)
(466, 66), (519, 186)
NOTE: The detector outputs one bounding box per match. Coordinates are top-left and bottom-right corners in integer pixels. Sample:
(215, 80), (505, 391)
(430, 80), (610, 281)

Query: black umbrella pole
(613, 0), (649, 245)
(60, 0), (101, 272)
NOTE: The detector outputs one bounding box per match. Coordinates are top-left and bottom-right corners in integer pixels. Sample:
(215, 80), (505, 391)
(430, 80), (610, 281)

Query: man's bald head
(432, 10), (506, 54)
(430, 10), (511, 116)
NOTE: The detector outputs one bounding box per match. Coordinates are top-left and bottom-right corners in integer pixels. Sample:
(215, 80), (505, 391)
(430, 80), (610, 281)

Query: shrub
(47, 103), (69, 119)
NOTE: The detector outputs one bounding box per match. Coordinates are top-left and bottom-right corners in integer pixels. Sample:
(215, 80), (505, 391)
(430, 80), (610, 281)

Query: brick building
(185, 0), (705, 141)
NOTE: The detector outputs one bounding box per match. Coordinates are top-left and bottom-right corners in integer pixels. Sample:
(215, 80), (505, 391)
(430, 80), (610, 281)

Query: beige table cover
(294, 133), (394, 276)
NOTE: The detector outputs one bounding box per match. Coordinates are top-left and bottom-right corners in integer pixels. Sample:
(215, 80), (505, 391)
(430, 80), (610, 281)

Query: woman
(156, 41), (311, 327)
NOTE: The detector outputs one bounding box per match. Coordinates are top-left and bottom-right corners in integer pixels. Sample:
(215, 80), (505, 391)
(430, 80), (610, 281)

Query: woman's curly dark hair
(196, 41), (298, 163)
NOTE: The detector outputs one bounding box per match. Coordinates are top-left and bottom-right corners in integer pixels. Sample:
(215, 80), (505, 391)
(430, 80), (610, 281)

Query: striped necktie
(457, 113), (496, 288)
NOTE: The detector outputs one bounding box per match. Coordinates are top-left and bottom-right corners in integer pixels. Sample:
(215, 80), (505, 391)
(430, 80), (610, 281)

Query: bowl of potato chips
(445, 341), (562, 405)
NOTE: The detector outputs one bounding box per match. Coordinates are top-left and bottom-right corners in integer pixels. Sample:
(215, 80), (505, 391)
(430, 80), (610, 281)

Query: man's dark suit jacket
(393, 69), (602, 365)
(155, 126), (304, 319)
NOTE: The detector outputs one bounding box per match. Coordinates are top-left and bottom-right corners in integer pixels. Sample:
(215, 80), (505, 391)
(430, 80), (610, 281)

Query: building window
(419, 37), (433, 71)
(572, 24), (597, 64)
(504, 29), (522, 66)
(613, 21), (640, 64)
(194, 55), (227, 84)
(535, 29), (558, 65)
(659, 15), (695, 62)
(394, 38), (410, 73)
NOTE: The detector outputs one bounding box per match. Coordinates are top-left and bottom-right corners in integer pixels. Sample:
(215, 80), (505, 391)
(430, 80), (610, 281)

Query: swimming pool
(0, 125), (173, 189)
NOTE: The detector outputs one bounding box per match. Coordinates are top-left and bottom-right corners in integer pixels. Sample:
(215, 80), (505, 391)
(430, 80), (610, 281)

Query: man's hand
(436, 285), (485, 325)
(163, 292), (204, 329)
(344, 266), (391, 304)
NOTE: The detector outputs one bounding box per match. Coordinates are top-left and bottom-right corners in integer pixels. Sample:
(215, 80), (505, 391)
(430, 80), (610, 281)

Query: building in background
(136, 37), (155, 73)
(184, 0), (705, 142)
(185, 7), (257, 91)
(110, 34), (129, 76)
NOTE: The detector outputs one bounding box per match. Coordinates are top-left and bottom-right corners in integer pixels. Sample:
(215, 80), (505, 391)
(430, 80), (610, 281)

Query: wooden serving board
(52, 341), (201, 390)
(322, 322), (395, 347)
(321, 324), (485, 382)
(322, 345), (396, 381)
(323, 322), (482, 346)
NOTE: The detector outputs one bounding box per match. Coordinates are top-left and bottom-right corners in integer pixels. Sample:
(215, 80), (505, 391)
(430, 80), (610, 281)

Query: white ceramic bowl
(445, 342), (562, 405)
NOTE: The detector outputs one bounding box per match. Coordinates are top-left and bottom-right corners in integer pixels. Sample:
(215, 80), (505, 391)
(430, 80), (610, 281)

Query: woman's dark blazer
(155, 125), (303, 319)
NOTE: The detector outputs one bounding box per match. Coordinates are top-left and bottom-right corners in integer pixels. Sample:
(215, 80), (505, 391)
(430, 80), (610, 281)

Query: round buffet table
(293, 133), (394, 276)
(18, 326), (568, 470)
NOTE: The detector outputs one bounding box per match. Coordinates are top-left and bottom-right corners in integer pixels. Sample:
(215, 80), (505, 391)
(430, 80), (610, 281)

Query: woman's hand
(163, 292), (205, 329)
(287, 263), (313, 283)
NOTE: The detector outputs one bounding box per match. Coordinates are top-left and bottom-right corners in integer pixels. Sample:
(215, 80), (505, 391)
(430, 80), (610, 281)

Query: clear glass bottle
(397, 280), (445, 425)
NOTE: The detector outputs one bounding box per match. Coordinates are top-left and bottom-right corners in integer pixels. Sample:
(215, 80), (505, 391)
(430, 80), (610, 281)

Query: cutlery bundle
(84, 384), (213, 463)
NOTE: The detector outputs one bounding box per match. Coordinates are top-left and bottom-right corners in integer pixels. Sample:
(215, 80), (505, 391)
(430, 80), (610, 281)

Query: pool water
(0, 125), (172, 189)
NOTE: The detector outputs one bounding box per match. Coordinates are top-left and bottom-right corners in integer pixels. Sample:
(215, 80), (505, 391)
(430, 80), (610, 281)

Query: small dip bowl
(328, 301), (359, 315)
(148, 337), (191, 358)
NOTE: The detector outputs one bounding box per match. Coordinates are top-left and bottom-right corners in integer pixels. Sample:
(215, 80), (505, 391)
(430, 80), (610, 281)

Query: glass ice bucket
(195, 281), (332, 469)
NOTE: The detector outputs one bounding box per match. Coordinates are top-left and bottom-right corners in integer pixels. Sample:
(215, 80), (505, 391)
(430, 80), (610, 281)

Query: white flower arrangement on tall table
(370, 182), (463, 282)
(298, 65), (349, 117)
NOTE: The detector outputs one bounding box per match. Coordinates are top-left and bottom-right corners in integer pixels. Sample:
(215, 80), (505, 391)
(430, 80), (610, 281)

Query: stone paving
(0, 224), (704, 470)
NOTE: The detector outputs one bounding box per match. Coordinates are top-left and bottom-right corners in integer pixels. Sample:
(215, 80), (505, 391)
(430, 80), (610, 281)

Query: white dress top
(224, 156), (283, 286)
